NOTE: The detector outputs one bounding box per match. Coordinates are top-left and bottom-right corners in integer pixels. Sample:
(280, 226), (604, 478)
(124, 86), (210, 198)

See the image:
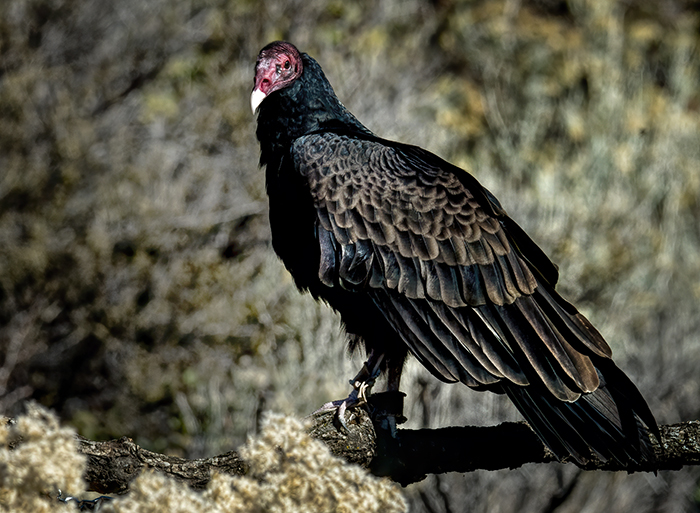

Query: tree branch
(78, 436), (247, 494)
(75, 398), (700, 493)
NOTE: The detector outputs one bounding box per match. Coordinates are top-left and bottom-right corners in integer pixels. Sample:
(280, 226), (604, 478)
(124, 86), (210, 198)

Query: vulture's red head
(251, 41), (303, 113)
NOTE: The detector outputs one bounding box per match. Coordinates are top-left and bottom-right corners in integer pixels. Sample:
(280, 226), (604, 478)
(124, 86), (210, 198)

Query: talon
(336, 399), (350, 433)
(313, 399), (346, 413)
(356, 380), (372, 405)
(311, 351), (386, 434)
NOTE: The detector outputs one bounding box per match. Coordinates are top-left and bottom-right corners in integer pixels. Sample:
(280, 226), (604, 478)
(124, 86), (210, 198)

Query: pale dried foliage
(0, 407), (406, 513)
(104, 414), (406, 513)
(207, 414), (405, 513)
(0, 403), (86, 512)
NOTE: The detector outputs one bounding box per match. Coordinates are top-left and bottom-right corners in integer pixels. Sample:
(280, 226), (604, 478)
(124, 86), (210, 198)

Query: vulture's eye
(284, 60), (291, 69)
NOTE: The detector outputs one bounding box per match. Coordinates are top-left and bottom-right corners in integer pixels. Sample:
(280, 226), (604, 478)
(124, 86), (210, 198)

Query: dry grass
(1, 405), (405, 512)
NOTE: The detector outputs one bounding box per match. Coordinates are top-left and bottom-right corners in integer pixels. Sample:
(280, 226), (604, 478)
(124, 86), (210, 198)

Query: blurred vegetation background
(1, 0), (699, 511)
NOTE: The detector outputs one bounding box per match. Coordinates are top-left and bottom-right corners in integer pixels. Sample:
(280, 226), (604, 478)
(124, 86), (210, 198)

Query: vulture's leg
(377, 358), (404, 436)
(313, 349), (385, 432)
(386, 360), (402, 393)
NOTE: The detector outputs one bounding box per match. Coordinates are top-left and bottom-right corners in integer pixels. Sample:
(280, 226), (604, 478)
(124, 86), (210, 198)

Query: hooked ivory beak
(251, 88), (266, 114)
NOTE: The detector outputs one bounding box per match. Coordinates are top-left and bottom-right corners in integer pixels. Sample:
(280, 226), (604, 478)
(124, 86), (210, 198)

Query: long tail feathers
(503, 362), (659, 466)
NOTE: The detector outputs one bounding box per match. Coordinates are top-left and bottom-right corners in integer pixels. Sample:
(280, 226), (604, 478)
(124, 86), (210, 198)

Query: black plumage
(251, 41), (659, 465)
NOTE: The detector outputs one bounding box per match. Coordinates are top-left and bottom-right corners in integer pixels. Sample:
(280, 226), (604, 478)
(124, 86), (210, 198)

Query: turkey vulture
(251, 41), (659, 465)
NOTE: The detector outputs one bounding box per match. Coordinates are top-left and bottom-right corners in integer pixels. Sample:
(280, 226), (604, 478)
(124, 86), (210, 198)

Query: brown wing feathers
(297, 131), (601, 401)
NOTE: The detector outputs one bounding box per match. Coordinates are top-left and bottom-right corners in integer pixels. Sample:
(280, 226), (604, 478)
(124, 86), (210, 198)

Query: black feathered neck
(255, 53), (372, 167)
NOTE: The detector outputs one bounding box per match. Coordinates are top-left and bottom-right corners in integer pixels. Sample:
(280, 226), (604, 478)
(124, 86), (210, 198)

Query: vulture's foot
(314, 352), (385, 433)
